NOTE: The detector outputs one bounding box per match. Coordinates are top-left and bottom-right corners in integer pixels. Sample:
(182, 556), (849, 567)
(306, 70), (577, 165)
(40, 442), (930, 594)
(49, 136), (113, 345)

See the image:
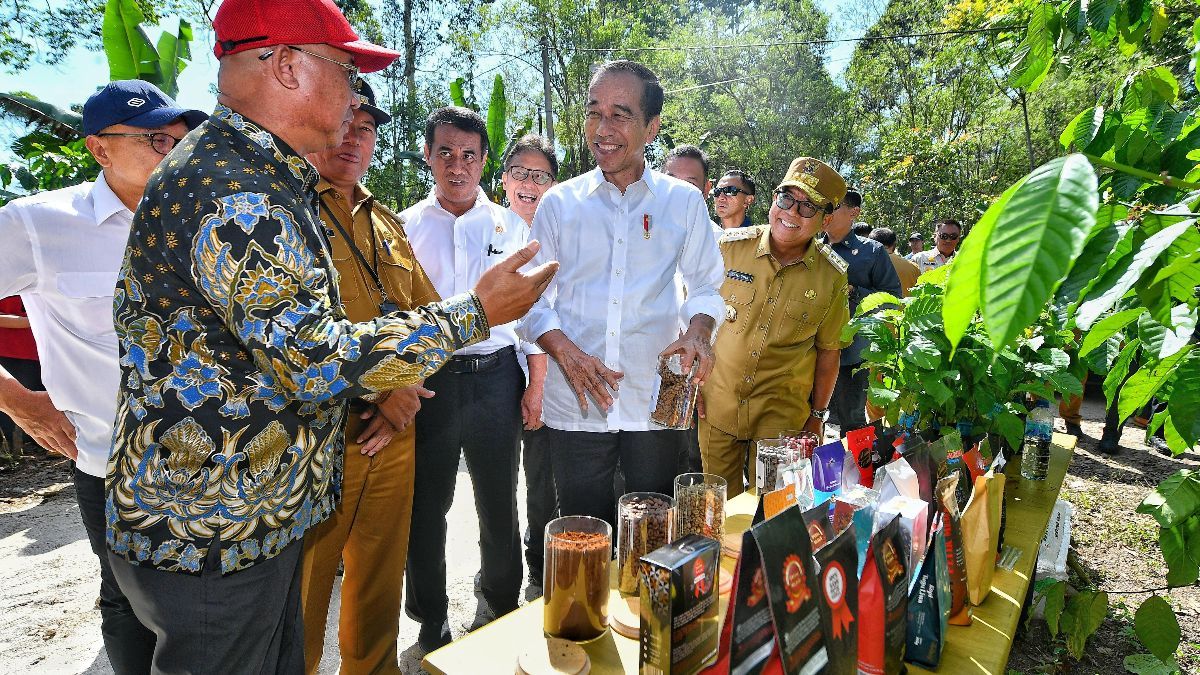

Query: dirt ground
(0, 393), (1196, 674)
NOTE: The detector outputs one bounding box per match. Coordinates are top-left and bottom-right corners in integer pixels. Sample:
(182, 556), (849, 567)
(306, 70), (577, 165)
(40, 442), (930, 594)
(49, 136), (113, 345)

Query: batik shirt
(106, 105), (488, 575)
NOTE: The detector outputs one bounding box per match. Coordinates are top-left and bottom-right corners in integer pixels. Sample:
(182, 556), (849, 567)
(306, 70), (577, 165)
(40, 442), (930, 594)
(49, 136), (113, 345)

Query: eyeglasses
(713, 185), (750, 197)
(95, 132), (183, 156)
(260, 45), (359, 86)
(773, 190), (824, 218)
(507, 165), (553, 185)
(938, 232), (960, 241)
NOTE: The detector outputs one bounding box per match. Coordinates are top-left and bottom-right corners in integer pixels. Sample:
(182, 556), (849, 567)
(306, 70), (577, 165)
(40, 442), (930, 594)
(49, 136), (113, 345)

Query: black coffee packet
(801, 503), (834, 551)
(639, 533), (720, 675)
(906, 522), (951, 669)
(752, 505), (828, 675)
(813, 525), (858, 675)
(857, 514), (908, 675)
(706, 527), (782, 675)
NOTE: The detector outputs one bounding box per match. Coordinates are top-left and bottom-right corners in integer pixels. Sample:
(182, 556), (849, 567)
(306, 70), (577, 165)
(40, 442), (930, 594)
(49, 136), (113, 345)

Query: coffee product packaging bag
(935, 473), (972, 625)
(830, 485), (881, 577)
(640, 533), (721, 675)
(813, 525), (858, 675)
(905, 523), (951, 668)
(752, 505), (828, 675)
(811, 440), (846, 504)
(801, 503), (834, 551)
(875, 495), (929, 585)
(960, 467), (1006, 606)
(705, 528), (783, 675)
(845, 426), (878, 488)
(857, 515), (909, 675)
(876, 457), (920, 503)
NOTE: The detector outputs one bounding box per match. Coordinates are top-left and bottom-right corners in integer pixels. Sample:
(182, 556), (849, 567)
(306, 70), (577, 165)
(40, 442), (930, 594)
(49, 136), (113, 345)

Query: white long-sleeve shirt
(520, 166), (724, 432)
(0, 173), (129, 477)
(401, 187), (540, 358)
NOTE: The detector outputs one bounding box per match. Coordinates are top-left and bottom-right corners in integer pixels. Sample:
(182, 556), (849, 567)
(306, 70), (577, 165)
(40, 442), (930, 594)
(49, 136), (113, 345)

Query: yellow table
(424, 434), (1076, 675)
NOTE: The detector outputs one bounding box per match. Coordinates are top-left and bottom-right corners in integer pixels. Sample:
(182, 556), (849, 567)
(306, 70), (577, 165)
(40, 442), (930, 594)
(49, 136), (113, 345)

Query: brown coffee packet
(752, 505), (829, 675)
(961, 467), (1006, 606)
(704, 528), (783, 675)
(935, 473), (972, 625)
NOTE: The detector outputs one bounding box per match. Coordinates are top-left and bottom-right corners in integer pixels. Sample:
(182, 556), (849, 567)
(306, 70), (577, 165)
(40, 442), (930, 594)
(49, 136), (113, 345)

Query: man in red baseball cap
(103, 0), (559, 672)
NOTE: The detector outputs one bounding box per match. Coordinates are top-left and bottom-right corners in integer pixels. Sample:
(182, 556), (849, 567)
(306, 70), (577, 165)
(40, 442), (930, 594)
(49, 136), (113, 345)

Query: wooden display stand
(423, 434), (1076, 675)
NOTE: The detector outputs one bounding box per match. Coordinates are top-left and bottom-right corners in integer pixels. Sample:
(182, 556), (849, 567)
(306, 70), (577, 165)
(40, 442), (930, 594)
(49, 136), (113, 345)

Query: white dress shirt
(402, 188), (537, 357)
(520, 167), (724, 432)
(909, 249), (954, 274)
(0, 173), (130, 477)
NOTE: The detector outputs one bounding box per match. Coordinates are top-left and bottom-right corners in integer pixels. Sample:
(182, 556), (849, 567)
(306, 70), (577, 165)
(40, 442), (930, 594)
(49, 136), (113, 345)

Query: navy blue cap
(83, 80), (207, 136)
(353, 78), (391, 126)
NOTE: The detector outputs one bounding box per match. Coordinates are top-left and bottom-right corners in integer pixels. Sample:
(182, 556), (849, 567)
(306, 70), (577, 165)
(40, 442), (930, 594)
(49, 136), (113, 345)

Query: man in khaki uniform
(300, 80), (439, 674)
(699, 157), (850, 497)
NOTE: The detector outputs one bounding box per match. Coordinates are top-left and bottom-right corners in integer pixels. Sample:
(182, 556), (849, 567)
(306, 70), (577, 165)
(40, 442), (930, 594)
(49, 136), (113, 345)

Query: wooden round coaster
(718, 568), (734, 595)
(610, 595), (640, 639)
(516, 637), (590, 675)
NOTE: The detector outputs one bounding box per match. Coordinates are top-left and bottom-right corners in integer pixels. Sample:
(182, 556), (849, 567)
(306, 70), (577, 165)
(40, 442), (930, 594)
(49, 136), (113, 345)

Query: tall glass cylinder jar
(543, 515), (612, 642)
(674, 473), (727, 543)
(616, 492), (675, 594)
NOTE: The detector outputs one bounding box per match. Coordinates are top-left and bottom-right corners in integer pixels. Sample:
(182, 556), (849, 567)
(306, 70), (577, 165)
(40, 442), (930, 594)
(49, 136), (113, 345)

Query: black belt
(442, 345), (515, 374)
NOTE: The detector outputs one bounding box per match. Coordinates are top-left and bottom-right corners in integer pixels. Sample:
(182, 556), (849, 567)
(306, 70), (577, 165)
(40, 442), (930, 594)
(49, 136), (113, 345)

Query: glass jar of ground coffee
(543, 515), (612, 642)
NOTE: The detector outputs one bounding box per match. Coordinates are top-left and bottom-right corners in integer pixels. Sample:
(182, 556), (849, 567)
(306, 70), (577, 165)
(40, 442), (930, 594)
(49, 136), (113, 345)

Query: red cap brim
(335, 40), (401, 73)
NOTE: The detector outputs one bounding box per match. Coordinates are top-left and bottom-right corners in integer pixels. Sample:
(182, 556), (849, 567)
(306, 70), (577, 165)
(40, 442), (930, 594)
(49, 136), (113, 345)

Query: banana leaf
(0, 94), (83, 138)
(103, 0), (161, 83)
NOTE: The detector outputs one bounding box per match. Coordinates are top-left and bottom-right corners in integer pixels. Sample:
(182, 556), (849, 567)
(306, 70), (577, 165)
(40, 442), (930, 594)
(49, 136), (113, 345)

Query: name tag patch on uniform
(727, 270), (754, 283)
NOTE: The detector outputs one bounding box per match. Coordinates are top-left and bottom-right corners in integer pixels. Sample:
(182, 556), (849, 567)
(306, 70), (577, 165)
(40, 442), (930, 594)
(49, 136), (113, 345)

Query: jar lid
(517, 637), (590, 675)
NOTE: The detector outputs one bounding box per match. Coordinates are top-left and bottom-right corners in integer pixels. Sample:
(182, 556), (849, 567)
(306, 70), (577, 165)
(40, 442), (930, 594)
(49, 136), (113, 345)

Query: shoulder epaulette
(817, 241), (849, 274)
(370, 200), (406, 228)
(719, 225), (764, 244)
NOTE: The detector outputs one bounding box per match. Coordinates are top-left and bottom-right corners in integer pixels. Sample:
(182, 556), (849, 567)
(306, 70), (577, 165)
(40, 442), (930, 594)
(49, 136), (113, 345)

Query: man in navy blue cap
(0, 79), (203, 674)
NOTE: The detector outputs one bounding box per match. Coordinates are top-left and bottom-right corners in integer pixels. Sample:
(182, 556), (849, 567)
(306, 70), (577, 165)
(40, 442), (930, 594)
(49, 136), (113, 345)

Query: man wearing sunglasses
(697, 157), (850, 497)
(713, 169), (757, 230)
(0, 79), (204, 674)
(910, 218), (962, 274)
(103, 0), (558, 671)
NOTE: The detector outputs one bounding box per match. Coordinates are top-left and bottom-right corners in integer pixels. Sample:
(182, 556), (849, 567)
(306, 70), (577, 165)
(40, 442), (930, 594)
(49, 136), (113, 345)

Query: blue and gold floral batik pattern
(106, 105), (489, 575)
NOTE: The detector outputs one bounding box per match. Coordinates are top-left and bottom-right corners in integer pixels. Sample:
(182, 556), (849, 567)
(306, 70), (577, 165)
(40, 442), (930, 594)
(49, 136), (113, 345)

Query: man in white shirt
(402, 106), (535, 650)
(909, 218), (961, 273)
(521, 60), (724, 526)
(0, 80), (204, 674)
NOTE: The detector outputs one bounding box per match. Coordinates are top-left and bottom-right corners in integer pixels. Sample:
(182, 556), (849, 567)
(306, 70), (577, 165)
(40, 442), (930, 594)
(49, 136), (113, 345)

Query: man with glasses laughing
(0, 79), (204, 674)
(697, 157), (850, 497)
(910, 218), (962, 274)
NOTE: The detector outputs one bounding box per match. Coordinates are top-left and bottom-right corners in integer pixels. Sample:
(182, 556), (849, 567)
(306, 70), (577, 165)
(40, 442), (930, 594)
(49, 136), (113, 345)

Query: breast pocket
(327, 235), (363, 304)
(55, 272), (118, 340)
(377, 243), (417, 307)
(781, 298), (828, 344)
(720, 283), (756, 335)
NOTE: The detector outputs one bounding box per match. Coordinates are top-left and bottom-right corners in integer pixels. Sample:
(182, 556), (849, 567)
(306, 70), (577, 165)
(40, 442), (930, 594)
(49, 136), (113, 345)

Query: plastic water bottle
(1021, 400), (1053, 481)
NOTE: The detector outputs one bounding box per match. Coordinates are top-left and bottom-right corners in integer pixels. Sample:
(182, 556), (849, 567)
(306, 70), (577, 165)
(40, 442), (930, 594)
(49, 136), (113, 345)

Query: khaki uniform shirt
(316, 180), (439, 321)
(889, 251), (920, 297)
(703, 225), (849, 439)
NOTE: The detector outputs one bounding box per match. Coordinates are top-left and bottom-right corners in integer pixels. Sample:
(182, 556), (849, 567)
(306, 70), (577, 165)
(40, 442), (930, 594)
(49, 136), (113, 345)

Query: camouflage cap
(776, 157), (847, 208)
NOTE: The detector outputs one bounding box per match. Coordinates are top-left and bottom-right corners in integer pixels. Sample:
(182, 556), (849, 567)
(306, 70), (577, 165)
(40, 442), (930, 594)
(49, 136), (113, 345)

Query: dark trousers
(830, 362), (870, 431)
(0, 356), (41, 448)
(108, 528), (304, 674)
(544, 427), (687, 529)
(75, 469), (156, 674)
(522, 427), (557, 582)
(405, 348), (523, 623)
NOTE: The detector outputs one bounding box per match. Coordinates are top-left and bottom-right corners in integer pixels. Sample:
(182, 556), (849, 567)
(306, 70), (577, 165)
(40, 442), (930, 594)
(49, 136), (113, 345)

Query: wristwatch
(810, 408), (830, 422)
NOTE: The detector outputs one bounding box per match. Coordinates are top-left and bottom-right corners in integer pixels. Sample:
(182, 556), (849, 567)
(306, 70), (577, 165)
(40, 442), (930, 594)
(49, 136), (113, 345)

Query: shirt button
(612, 299), (619, 305)
(744, 376), (753, 383)
(803, 313), (809, 320)
(617, 238), (624, 244)
(616, 269), (622, 276)
(740, 399), (747, 405)
(610, 331), (616, 336)
(759, 324), (767, 331)
(751, 351), (759, 357)
(766, 298), (774, 305)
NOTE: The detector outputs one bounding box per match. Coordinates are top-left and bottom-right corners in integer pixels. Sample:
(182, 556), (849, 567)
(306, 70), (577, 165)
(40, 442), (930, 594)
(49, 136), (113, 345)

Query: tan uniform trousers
(301, 413), (415, 674)
(698, 419), (759, 499)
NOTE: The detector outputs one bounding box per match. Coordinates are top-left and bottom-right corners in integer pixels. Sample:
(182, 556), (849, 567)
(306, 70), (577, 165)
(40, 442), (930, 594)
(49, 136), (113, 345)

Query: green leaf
(449, 77), (467, 108)
(1135, 595), (1181, 663)
(155, 17), (192, 99)
(944, 175), (1027, 351)
(1166, 356), (1200, 447)
(1104, 338), (1141, 406)
(1080, 308), (1145, 357)
(1158, 516), (1200, 586)
(1119, 346), (1193, 422)
(1123, 653), (1181, 675)
(1061, 591), (1108, 660)
(996, 410), (1025, 451)
(1193, 18), (1200, 92)
(857, 292), (902, 316)
(868, 387), (900, 406)
(1076, 218), (1196, 329)
(1148, 2), (1168, 43)
(1061, 106), (1105, 150)
(1048, 370), (1084, 396)
(1139, 305), (1198, 361)
(1008, 3), (1057, 91)
(1088, 0), (1120, 35)
(1057, 205), (1131, 309)
(926, 379), (954, 406)
(486, 74), (506, 161)
(1119, 67), (1181, 110)
(980, 154), (1098, 349)
(1137, 469), (1200, 529)
(903, 335), (942, 370)
(102, 0), (160, 82)
(0, 94), (83, 138)
(1043, 579), (1067, 636)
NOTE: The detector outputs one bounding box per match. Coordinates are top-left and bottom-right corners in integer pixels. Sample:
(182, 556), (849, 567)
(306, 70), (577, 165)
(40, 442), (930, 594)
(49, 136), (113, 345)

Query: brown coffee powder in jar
(543, 529), (611, 641)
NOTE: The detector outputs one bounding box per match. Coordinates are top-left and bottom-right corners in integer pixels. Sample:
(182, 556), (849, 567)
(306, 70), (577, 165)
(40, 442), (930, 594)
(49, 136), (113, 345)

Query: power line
(576, 25), (1016, 53)
(662, 54), (854, 95)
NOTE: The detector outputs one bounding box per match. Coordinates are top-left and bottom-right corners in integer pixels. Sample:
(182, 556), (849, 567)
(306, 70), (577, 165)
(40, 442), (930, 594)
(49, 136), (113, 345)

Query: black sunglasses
(939, 232), (960, 241)
(773, 190), (825, 218)
(95, 132), (182, 156)
(713, 185), (750, 197)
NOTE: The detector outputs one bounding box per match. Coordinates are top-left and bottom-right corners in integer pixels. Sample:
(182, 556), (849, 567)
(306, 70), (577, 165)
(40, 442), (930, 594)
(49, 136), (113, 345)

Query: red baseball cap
(213, 0), (400, 73)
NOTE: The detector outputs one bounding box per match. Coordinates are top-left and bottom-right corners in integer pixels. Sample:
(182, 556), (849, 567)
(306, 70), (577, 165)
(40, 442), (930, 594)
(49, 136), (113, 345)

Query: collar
(90, 171), (130, 226)
(417, 186), (489, 218)
(211, 105), (320, 193)
(581, 164), (656, 197)
(758, 226), (816, 268)
(315, 178), (371, 205)
(824, 230), (860, 249)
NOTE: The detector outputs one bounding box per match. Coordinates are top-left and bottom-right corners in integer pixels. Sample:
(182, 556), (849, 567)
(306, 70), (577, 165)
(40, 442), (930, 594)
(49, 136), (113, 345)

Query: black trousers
(75, 469), (156, 674)
(830, 362), (870, 431)
(522, 426), (557, 582)
(108, 529), (305, 674)
(544, 427), (687, 530)
(0, 356), (42, 448)
(405, 347), (524, 623)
